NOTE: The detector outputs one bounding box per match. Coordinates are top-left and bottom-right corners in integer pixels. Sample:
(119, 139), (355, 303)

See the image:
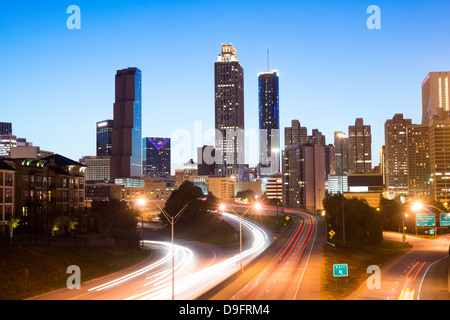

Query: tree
(323, 194), (383, 245)
(7, 216), (20, 244)
(236, 190), (256, 203)
(161, 181), (219, 228)
(378, 198), (404, 232)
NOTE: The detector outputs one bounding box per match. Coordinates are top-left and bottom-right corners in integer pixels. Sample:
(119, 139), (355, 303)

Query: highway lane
(29, 212), (271, 300)
(229, 208), (326, 300)
(351, 232), (450, 300)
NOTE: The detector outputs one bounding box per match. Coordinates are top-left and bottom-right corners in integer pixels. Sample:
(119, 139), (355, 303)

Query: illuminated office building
(422, 71), (450, 125)
(214, 44), (245, 179)
(96, 120), (113, 157)
(384, 114), (411, 196)
(258, 71), (280, 175)
(110, 67), (142, 179)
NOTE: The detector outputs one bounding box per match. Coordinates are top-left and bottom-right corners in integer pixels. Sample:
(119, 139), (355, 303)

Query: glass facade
(258, 71), (280, 175)
(96, 120), (113, 156)
(142, 137), (171, 177)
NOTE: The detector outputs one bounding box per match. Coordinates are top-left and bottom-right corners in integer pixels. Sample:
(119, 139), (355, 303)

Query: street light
(411, 201), (449, 237)
(402, 213), (408, 245)
(337, 132), (346, 246)
(135, 198), (147, 249)
(151, 199), (198, 300)
(218, 202), (262, 272)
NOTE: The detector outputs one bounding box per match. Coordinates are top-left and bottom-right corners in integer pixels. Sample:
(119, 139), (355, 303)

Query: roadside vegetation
(320, 194), (417, 300)
(0, 244), (150, 300)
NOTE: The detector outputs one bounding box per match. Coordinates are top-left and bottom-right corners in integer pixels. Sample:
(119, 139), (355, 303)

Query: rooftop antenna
(267, 48), (270, 71)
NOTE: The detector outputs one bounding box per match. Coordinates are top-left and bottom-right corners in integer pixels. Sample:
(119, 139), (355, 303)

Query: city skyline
(2, 1), (450, 173)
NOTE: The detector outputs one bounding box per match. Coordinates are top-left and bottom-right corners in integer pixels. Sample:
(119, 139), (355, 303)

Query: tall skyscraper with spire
(110, 67), (142, 179)
(214, 44), (245, 179)
(258, 70), (280, 176)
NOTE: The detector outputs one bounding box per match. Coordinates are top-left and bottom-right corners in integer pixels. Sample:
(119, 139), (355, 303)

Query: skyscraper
(142, 137), (171, 178)
(407, 124), (431, 197)
(258, 71), (280, 175)
(348, 118), (372, 174)
(214, 44), (245, 179)
(96, 120), (113, 157)
(282, 143), (325, 210)
(428, 109), (450, 203)
(110, 67), (142, 179)
(284, 120), (307, 149)
(0, 122), (12, 135)
(422, 71), (450, 125)
(334, 131), (349, 176)
(384, 114), (411, 196)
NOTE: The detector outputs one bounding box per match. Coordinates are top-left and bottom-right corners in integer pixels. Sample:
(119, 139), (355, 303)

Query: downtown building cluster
(2, 45), (450, 236)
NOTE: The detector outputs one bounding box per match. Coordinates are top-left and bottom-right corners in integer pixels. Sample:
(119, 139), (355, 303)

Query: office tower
(384, 114), (412, 196)
(282, 143), (325, 210)
(311, 129), (326, 146)
(0, 135), (17, 158)
(348, 118), (372, 174)
(422, 72), (450, 125)
(142, 137), (171, 178)
(110, 67), (142, 179)
(407, 124), (431, 197)
(214, 44), (245, 179)
(81, 156), (111, 181)
(258, 71), (280, 175)
(0, 123), (12, 135)
(325, 144), (335, 176)
(334, 131), (349, 176)
(284, 120), (307, 149)
(197, 145), (215, 176)
(96, 120), (113, 157)
(428, 109), (450, 202)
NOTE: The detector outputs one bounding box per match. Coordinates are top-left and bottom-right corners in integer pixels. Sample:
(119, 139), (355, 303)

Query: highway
(350, 232), (450, 300)
(29, 212), (272, 300)
(208, 207), (327, 300)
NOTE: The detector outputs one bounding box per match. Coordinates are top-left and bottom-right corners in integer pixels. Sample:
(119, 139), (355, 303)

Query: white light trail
(126, 212), (270, 300)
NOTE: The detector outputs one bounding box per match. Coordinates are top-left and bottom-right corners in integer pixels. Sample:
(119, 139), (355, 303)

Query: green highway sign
(333, 264), (348, 277)
(416, 213), (435, 227)
(440, 213), (450, 227)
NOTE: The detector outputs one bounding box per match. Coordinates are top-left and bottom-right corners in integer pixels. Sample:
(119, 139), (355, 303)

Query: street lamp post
(410, 201), (449, 237)
(402, 213), (408, 245)
(337, 132), (346, 246)
(136, 198), (147, 249)
(151, 199), (196, 300)
(219, 202), (262, 272)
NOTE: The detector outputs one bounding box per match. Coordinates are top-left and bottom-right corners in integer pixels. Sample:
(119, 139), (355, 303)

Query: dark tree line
(323, 194), (383, 245)
(161, 181), (220, 229)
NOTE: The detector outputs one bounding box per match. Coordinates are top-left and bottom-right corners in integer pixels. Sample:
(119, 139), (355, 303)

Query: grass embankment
(320, 239), (412, 300)
(0, 244), (150, 300)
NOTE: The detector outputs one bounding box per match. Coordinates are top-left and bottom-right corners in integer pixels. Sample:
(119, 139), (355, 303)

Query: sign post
(333, 264), (348, 290)
(416, 213), (435, 227)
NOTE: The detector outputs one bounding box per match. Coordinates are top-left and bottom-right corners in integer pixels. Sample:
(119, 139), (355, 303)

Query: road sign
(440, 213), (450, 227)
(333, 264), (348, 277)
(416, 213), (435, 227)
(329, 230), (335, 238)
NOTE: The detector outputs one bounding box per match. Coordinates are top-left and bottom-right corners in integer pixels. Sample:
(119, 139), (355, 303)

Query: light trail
(126, 212), (270, 300)
(87, 240), (194, 292)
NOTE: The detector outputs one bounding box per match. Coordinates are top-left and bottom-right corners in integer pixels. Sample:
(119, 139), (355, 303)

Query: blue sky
(1, 0), (450, 171)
